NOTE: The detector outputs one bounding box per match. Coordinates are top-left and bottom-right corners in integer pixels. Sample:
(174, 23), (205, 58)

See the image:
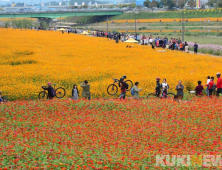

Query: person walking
(119, 81), (126, 99)
(193, 42), (198, 54)
(80, 80), (91, 100)
(195, 81), (204, 96)
(133, 82), (142, 99)
(176, 80), (184, 99)
(72, 84), (79, 101)
(216, 72), (222, 96)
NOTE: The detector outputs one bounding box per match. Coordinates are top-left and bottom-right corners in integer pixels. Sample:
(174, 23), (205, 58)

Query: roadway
(0, 10), (124, 19)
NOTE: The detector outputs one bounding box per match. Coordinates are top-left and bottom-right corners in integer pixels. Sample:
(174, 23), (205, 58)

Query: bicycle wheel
(38, 91), (48, 100)
(55, 87), (66, 98)
(166, 93), (175, 99)
(107, 84), (118, 95)
(147, 93), (157, 98)
(125, 80), (133, 91)
(2, 96), (9, 102)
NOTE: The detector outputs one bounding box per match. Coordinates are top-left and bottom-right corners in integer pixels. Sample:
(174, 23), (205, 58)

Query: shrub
(218, 32), (222, 36)
(185, 32), (191, 36)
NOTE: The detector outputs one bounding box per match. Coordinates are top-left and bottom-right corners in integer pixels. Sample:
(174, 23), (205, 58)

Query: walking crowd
(90, 30), (199, 54)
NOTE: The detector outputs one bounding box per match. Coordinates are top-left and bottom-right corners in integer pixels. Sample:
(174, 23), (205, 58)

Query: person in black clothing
(118, 76), (128, 99)
(194, 42), (198, 54)
(156, 78), (161, 97)
(42, 82), (55, 99)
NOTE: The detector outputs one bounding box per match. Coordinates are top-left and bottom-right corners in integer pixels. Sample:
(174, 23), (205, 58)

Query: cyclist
(216, 72), (222, 96)
(41, 82), (55, 99)
(156, 77), (161, 97)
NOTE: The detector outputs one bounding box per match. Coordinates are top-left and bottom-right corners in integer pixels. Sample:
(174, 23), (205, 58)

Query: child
(195, 81), (204, 96)
(72, 84), (79, 101)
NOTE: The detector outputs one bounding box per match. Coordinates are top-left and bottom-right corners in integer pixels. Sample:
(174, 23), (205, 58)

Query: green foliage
(185, 32), (191, 36)
(10, 19), (33, 29)
(40, 21), (48, 30)
(4, 21), (10, 28)
(139, 27), (147, 30)
(143, 0), (150, 7)
(111, 9), (222, 20)
(161, 0), (175, 9)
(218, 32), (222, 36)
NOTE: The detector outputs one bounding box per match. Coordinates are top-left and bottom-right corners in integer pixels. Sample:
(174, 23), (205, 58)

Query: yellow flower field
(0, 18), (37, 21)
(109, 17), (222, 23)
(0, 28), (222, 100)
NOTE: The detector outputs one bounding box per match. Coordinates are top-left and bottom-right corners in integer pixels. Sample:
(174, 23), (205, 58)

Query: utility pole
(135, 12), (136, 34)
(182, 11), (184, 42)
(107, 14), (108, 35)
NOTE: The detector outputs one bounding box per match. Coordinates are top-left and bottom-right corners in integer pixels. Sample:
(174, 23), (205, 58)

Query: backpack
(210, 85), (216, 91)
(131, 88), (134, 96)
(51, 88), (56, 97)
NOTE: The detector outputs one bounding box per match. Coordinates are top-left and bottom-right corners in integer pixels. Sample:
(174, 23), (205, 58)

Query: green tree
(128, 3), (136, 8)
(149, 0), (159, 8)
(143, 0), (151, 7)
(217, 0), (222, 7)
(207, 0), (217, 7)
(40, 21), (48, 30)
(188, 0), (196, 8)
(4, 21), (10, 28)
(173, 0), (185, 8)
(161, 0), (176, 9)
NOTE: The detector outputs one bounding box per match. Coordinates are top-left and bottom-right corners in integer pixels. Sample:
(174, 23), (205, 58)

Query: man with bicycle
(42, 82), (55, 99)
(119, 76), (128, 99)
(216, 72), (222, 96)
(156, 78), (161, 97)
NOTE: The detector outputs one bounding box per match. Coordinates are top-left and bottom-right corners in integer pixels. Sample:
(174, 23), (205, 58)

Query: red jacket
(207, 81), (214, 89)
(217, 77), (222, 89)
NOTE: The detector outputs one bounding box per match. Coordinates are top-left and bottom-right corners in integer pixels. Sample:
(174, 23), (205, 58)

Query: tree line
(143, 0), (222, 9)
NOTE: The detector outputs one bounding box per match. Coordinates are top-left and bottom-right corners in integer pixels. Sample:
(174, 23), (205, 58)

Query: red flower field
(0, 97), (222, 169)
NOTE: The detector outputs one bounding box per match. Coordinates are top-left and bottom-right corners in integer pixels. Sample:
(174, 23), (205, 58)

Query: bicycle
(147, 90), (175, 99)
(107, 78), (133, 96)
(38, 83), (66, 100)
(2, 96), (9, 102)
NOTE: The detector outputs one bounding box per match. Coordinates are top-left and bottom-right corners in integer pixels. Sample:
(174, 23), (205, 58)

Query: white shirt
(161, 83), (169, 91)
(207, 79), (210, 84)
(149, 39), (153, 42)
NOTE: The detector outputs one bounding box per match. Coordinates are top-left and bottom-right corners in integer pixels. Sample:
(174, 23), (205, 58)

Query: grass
(111, 10), (222, 20)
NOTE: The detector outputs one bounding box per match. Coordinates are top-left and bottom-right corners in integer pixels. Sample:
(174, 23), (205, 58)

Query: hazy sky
(0, 0), (58, 5)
